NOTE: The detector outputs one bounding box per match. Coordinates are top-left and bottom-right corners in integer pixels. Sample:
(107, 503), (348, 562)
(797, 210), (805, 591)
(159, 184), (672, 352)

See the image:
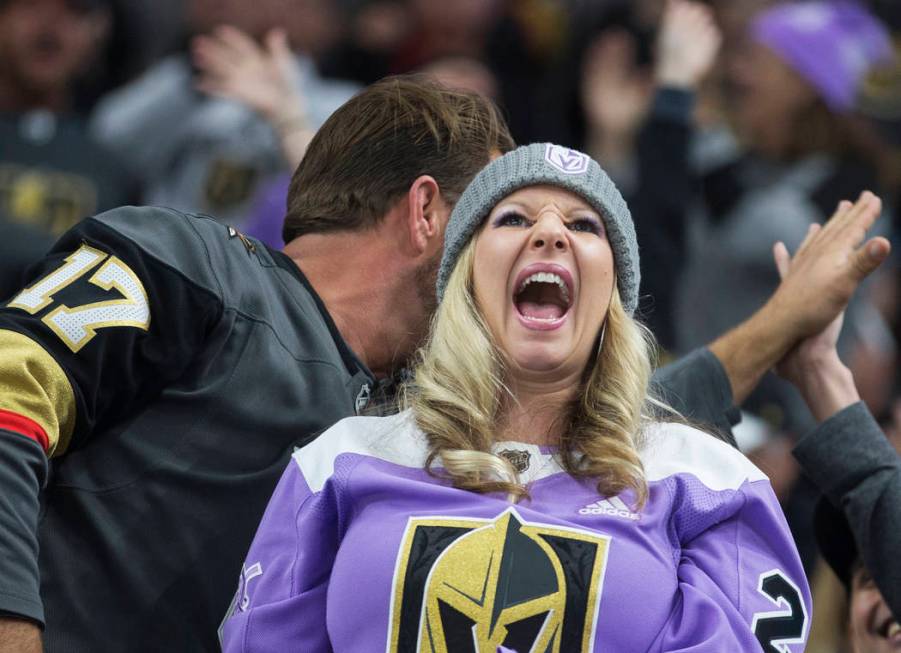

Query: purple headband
(752, 1), (893, 112)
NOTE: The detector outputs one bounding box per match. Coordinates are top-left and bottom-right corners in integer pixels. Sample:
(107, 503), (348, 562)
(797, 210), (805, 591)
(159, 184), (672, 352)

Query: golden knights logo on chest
(386, 509), (610, 652)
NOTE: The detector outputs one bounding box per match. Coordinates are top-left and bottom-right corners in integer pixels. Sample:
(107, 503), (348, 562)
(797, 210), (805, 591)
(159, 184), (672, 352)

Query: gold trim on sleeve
(0, 329), (77, 456)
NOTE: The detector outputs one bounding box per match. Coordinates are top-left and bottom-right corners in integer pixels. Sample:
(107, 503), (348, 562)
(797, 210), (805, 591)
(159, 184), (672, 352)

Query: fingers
(773, 241), (790, 280)
(264, 28), (291, 59)
(793, 222), (822, 260)
(193, 34), (241, 69)
(214, 25), (261, 60)
(832, 191), (882, 240)
(848, 192), (883, 239)
(851, 235), (892, 280)
(265, 28), (296, 78)
(826, 198), (855, 225)
(192, 35), (243, 78)
(795, 193), (881, 263)
(193, 26), (266, 77)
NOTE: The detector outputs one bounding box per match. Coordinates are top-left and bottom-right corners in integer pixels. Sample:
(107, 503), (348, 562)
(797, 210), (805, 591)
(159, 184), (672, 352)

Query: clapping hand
(773, 193), (891, 421)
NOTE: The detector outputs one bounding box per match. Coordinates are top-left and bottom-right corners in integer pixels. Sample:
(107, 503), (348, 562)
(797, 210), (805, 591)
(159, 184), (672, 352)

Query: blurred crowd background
(1, 0), (901, 649)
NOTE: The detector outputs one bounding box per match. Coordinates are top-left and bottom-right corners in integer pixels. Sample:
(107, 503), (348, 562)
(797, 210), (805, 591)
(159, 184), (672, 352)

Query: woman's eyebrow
(495, 199), (597, 217)
(493, 200), (529, 213)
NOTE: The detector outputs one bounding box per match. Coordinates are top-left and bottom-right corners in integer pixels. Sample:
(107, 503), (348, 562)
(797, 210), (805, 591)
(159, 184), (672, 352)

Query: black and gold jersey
(0, 206), (374, 651)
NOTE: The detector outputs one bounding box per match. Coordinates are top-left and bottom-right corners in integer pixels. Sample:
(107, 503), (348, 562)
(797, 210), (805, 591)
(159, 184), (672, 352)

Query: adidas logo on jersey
(579, 497), (640, 520)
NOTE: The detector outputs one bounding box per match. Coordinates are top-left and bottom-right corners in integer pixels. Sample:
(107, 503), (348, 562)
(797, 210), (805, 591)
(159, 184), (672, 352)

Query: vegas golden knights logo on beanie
(386, 509), (610, 652)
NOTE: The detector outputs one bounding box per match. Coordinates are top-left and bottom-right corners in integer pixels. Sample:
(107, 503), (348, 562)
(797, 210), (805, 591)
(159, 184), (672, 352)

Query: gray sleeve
(793, 402), (901, 620)
(0, 433), (47, 625)
(652, 347), (739, 445)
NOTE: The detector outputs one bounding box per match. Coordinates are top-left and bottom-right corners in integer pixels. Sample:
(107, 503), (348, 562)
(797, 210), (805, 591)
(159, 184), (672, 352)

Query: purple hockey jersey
(220, 411), (811, 652)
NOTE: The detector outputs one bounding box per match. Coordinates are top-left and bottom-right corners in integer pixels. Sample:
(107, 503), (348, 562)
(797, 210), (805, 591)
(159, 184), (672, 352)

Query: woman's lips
(515, 307), (569, 331)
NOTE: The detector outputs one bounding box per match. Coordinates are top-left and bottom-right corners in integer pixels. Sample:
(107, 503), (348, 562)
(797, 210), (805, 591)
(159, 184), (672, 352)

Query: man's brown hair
(282, 74), (515, 243)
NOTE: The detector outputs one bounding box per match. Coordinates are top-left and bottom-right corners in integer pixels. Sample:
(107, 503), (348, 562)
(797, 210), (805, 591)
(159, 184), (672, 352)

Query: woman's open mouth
(512, 263), (574, 331)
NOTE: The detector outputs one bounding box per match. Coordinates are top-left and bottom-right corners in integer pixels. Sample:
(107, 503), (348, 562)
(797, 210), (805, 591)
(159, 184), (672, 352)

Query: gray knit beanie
(437, 143), (640, 315)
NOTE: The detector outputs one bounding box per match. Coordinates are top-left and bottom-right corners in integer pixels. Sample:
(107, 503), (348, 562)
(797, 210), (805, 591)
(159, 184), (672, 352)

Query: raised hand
(768, 192), (890, 340)
(655, 0), (722, 89)
(772, 195), (891, 421)
(708, 192), (889, 407)
(773, 222), (845, 391)
(581, 30), (653, 141)
(192, 26), (312, 168)
(193, 27), (305, 123)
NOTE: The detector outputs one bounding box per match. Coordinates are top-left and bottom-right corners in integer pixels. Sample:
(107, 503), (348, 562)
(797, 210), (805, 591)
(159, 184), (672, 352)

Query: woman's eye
(494, 212), (528, 228)
(569, 218), (604, 236)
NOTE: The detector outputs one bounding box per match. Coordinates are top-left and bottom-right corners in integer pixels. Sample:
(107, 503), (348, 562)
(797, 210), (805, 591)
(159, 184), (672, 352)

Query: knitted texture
(437, 143), (640, 314)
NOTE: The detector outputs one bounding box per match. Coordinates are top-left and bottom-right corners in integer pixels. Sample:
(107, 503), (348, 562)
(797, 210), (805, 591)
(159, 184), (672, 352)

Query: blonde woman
(221, 144), (811, 652)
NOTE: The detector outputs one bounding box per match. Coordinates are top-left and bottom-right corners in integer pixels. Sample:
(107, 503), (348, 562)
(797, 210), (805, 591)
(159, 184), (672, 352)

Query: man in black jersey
(0, 76), (514, 652)
(0, 74), (889, 651)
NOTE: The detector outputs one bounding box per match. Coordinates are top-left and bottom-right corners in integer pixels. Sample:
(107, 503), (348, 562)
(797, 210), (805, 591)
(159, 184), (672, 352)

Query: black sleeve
(631, 87), (697, 349)
(793, 402), (901, 620)
(652, 347), (739, 446)
(0, 433), (46, 625)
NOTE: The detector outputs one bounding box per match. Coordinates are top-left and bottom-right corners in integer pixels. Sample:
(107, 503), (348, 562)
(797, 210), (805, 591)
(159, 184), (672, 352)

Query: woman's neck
(496, 379), (581, 445)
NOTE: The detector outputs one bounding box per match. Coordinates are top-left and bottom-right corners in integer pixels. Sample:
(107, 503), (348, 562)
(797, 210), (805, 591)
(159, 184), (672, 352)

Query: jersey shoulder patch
(640, 421), (767, 491)
(292, 411), (428, 492)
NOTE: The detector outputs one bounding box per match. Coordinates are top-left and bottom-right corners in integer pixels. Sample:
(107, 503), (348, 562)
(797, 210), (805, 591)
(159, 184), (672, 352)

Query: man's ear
(405, 175), (444, 255)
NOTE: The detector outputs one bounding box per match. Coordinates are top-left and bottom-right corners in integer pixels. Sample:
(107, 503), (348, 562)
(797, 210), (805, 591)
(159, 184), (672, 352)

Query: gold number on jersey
(7, 244), (151, 352)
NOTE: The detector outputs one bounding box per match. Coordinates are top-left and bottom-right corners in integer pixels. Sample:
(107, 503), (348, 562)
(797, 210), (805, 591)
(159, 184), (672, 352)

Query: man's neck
(284, 230), (422, 378)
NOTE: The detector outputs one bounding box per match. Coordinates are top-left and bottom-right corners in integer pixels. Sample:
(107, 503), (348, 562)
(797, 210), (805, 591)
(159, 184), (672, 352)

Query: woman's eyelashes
(492, 211), (605, 236)
(493, 211), (529, 228)
(568, 217), (604, 236)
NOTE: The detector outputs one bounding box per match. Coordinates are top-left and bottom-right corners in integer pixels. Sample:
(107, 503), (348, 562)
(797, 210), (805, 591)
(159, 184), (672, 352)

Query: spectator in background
(577, 0), (721, 349)
(191, 26), (328, 248)
(201, 28), (504, 249)
(772, 217), (901, 625)
(816, 502), (900, 649)
(90, 0), (358, 227)
(672, 2), (895, 575)
(0, 0), (137, 297)
(676, 1), (894, 434)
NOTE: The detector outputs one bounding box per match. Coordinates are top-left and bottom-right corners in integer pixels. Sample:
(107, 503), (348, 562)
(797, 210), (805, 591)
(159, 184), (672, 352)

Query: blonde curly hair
(402, 236), (665, 506)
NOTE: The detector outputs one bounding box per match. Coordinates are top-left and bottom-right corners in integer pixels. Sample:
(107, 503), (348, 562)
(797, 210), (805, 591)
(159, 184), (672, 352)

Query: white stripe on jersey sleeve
(641, 422), (768, 491)
(292, 410), (429, 492)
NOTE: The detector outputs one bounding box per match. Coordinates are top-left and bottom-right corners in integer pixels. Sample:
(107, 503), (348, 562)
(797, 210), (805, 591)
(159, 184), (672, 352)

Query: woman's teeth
(517, 271), (570, 304)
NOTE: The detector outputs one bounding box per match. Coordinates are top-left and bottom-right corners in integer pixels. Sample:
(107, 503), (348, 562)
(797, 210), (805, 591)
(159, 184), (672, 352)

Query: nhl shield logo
(544, 144), (590, 175)
(498, 448), (531, 473)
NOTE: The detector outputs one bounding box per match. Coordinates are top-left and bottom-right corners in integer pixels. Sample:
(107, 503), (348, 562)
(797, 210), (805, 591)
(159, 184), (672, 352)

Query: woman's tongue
(517, 300), (565, 320)
(515, 282), (567, 320)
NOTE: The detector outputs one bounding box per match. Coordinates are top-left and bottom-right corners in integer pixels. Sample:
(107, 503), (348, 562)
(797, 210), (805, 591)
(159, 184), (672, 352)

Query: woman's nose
(530, 215), (567, 251)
